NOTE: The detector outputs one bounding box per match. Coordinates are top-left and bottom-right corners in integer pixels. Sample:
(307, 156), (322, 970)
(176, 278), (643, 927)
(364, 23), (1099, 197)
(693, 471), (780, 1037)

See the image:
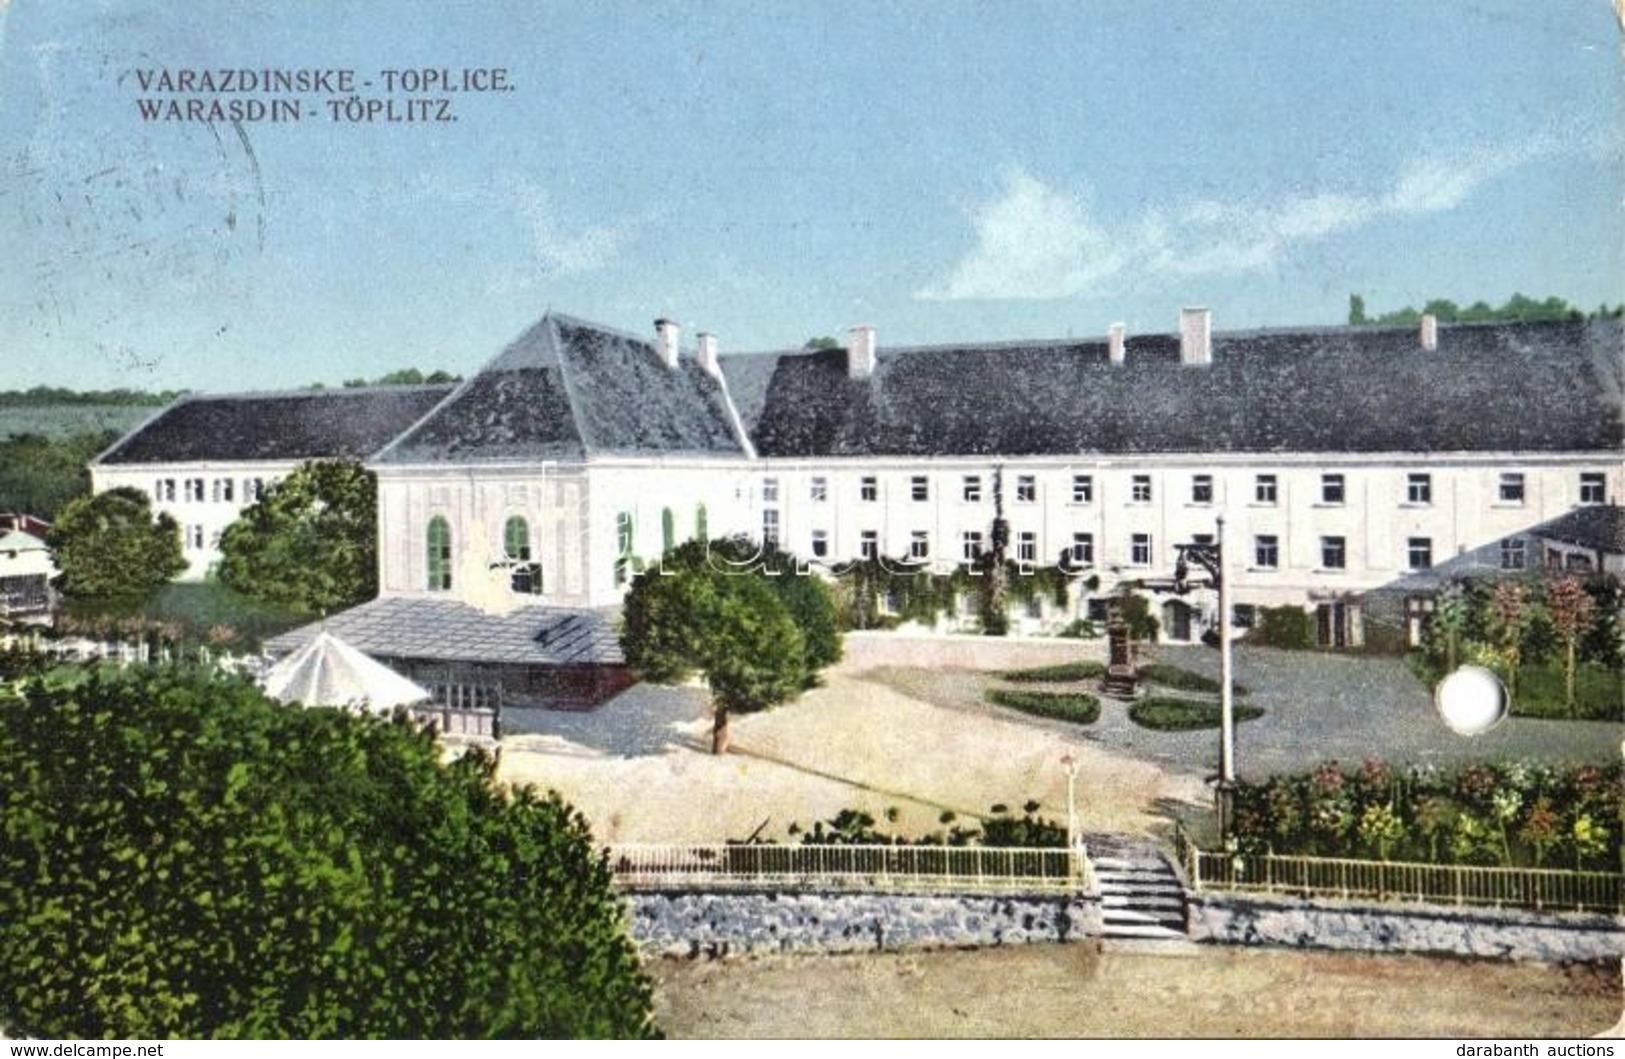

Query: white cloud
(915, 168), (1125, 301)
(917, 139), (1556, 301)
(519, 189), (627, 276)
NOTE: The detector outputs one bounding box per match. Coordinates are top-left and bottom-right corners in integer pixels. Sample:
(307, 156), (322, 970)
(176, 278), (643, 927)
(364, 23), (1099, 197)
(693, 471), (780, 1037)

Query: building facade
(92, 308), (1622, 705)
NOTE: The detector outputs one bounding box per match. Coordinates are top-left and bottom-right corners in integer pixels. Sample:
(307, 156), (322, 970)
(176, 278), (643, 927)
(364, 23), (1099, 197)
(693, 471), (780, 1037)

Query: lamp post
(1060, 751), (1079, 850)
(1216, 515), (1236, 838)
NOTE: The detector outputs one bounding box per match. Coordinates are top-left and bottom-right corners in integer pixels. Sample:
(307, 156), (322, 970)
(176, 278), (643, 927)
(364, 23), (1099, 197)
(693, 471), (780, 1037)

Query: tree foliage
(620, 538), (839, 753)
(1346, 292), (1616, 326)
(340, 368), (461, 388)
(0, 665), (656, 1039)
(0, 431), (116, 519)
(217, 460), (377, 616)
(46, 486), (186, 599)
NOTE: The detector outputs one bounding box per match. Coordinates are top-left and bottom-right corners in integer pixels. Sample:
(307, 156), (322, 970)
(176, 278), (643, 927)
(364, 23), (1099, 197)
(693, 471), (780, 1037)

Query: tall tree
(46, 486), (185, 598)
(1347, 293), (1367, 326)
(1485, 581), (1537, 704)
(621, 539), (830, 753)
(0, 665), (655, 1038)
(1545, 576), (1598, 717)
(217, 459), (377, 615)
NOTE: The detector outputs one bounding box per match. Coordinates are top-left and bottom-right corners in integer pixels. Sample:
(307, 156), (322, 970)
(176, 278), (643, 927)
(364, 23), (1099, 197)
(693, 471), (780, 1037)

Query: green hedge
(996, 660), (1106, 683)
(985, 688), (1101, 724)
(1128, 696), (1265, 731)
(1138, 663), (1251, 697)
(0, 666), (655, 1039)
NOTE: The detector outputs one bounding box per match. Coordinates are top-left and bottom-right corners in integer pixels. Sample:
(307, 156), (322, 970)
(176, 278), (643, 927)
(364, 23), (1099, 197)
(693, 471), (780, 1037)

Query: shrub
(0, 666), (655, 1039)
(984, 688), (1100, 724)
(1249, 606), (1313, 650)
(1127, 696), (1264, 731)
(1137, 663), (1250, 697)
(996, 660), (1106, 683)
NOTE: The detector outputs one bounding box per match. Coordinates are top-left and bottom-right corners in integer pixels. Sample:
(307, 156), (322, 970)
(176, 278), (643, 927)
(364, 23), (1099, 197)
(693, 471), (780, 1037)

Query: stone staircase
(1085, 834), (1193, 946)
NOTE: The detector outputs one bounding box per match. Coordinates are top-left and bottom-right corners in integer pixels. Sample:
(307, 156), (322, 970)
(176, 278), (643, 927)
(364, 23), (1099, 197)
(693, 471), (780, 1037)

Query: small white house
(0, 529), (57, 621)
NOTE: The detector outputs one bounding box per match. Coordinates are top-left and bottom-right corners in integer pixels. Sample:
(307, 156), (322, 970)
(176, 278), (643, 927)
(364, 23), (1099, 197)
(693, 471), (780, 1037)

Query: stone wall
(1189, 891), (1624, 962)
(626, 888), (1102, 957)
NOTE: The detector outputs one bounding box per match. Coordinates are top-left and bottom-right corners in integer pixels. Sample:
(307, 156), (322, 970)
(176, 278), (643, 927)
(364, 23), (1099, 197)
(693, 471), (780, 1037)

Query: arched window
(426, 516), (452, 591)
(695, 502), (708, 543)
(504, 515), (541, 595)
(662, 507), (675, 554)
(614, 511), (635, 586)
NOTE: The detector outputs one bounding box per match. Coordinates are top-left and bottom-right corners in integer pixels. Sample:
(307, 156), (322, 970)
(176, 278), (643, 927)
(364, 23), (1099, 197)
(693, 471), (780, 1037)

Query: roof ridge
(166, 382), (458, 402)
(541, 315), (596, 456)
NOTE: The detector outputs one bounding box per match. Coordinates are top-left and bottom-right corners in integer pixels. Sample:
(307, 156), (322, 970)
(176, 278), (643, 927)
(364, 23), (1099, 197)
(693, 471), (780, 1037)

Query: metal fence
(609, 842), (1091, 893)
(1184, 844), (1621, 914)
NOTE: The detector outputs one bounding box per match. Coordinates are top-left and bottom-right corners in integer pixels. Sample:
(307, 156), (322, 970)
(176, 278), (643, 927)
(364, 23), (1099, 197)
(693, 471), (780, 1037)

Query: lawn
(1511, 661), (1622, 721)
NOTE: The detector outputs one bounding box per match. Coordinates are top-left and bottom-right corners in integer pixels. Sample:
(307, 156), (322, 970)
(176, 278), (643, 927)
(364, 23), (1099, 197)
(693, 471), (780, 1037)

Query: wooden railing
(609, 842), (1092, 894)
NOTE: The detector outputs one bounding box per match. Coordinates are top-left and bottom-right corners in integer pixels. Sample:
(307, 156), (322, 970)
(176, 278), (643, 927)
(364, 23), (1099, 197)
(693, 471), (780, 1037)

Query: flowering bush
(1229, 759), (1620, 869)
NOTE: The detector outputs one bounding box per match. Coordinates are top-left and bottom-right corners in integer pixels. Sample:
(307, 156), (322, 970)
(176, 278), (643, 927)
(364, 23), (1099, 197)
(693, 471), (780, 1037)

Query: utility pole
(1216, 515), (1235, 839)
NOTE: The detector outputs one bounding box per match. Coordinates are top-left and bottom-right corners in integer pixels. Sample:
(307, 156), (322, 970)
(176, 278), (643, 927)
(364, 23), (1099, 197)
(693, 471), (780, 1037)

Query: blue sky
(1, 1), (1620, 392)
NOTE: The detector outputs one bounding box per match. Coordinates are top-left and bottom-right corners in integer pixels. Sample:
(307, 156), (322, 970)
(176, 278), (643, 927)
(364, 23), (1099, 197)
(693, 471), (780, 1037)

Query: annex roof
(1525, 504), (1625, 555)
(263, 597), (625, 667)
(719, 319), (1624, 457)
(95, 384), (455, 465)
(374, 314), (749, 463)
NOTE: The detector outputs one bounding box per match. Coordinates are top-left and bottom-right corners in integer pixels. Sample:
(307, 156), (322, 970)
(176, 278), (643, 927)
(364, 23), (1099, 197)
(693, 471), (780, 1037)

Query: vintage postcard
(1, 0), (1622, 1042)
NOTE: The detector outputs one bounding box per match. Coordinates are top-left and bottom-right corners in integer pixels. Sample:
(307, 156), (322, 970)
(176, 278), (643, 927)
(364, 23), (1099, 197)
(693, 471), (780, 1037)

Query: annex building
(91, 309), (1624, 707)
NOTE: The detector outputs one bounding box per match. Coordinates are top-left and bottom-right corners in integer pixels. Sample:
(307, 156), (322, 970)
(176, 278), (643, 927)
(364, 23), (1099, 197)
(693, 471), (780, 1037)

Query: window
(1254, 535), (1279, 569)
(613, 511), (634, 586)
(1130, 533), (1153, 566)
(1233, 604), (1258, 629)
(911, 476), (929, 502)
(962, 531), (984, 562)
(695, 502), (708, 541)
(1071, 474), (1094, 503)
(661, 507), (676, 553)
(427, 516), (452, 591)
(1320, 535), (1346, 570)
(962, 475), (983, 502)
(1407, 537), (1433, 571)
(1580, 472), (1606, 505)
(1406, 473), (1431, 505)
(860, 476), (878, 502)
(1131, 475), (1152, 503)
(1024, 596), (1043, 619)
(184, 478), (205, 502)
(1086, 599), (1111, 622)
(207, 529), (222, 549)
(761, 477), (779, 504)
(810, 477), (828, 503)
(1069, 532), (1094, 565)
(762, 509), (780, 547)
(1017, 531), (1037, 564)
(859, 530), (878, 560)
(1255, 474), (1277, 504)
(1016, 475), (1037, 503)
(185, 524), (204, 550)
(1499, 538), (1526, 570)
(909, 530), (930, 560)
(243, 478), (263, 503)
(1498, 473), (1525, 504)
(810, 529), (829, 558)
(212, 478), (234, 503)
(1191, 475), (1213, 504)
(155, 478), (176, 502)
(1321, 474), (1345, 505)
(504, 516), (541, 595)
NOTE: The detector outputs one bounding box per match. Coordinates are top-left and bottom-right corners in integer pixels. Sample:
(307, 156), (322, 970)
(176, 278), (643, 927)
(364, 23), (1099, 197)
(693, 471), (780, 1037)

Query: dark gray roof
(720, 320), (1624, 457)
(264, 597), (625, 666)
(375, 314), (749, 463)
(1527, 505), (1625, 555)
(96, 385), (454, 465)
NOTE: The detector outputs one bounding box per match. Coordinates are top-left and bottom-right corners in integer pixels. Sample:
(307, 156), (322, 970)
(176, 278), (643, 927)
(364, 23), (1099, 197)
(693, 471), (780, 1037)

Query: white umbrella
(262, 630), (431, 714)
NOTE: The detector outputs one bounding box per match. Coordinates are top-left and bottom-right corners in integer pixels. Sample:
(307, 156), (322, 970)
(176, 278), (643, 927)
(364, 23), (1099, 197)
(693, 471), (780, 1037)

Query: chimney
(696, 331), (719, 376)
(1420, 313), (1438, 352)
(1107, 322), (1127, 365)
(1180, 306), (1212, 366)
(654, 317), (680, 369)
(848, 324), (876, 379)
